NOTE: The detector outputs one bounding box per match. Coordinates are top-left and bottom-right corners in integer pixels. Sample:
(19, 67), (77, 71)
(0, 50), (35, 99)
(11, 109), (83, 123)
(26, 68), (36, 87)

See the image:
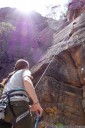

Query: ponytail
(1, 59), (29, 86)
(1, 71), (15, 86)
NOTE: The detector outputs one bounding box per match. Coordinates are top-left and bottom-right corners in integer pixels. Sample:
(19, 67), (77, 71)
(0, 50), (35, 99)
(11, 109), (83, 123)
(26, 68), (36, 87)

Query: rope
(34, 113), (40, 128)
(35, 47), (59, 89)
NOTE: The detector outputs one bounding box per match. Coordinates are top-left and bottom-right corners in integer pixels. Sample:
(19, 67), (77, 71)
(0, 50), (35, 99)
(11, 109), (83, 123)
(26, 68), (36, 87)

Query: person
(0, 59), (43, 128)
(67, 0), (83, 21)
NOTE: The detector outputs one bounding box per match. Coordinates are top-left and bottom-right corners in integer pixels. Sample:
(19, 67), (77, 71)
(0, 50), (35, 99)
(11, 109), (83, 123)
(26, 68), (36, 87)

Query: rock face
(31, 11), (85, 126)
(36, 76), (84, 126)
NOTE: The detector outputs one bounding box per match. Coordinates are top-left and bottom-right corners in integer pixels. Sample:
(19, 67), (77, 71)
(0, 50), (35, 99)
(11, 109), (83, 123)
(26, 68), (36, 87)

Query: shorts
(0, 101), (33, 128)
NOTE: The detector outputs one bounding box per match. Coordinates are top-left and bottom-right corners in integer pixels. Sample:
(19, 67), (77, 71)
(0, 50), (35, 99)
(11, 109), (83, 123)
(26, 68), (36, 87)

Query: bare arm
(23, 76), (38, 104)
(23, 76), (43, 116)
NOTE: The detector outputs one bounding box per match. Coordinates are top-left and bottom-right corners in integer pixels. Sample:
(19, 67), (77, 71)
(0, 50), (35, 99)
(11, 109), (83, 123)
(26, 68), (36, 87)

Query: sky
(0, 0), (69, 19)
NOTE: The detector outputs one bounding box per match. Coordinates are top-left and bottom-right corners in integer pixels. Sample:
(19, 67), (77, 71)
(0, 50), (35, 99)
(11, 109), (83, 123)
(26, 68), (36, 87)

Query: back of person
(68, 0), (83, 10)
(0, 60), (33, 128)
(0, 59), (43, 128)
(3, 70), (24, 93)
(3, 69), (31, 93)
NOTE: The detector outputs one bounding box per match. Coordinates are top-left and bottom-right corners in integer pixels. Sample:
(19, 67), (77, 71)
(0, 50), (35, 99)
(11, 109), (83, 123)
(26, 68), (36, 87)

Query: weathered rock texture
(31, 11), (85, 126)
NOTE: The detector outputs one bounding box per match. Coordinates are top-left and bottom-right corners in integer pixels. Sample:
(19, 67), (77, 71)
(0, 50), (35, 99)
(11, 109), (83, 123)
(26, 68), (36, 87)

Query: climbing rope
(35, 47), (59, 89)
(34, 113), (40, 128)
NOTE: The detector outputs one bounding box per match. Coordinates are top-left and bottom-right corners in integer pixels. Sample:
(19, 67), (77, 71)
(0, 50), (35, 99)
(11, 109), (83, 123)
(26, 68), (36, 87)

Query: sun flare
(15, 1), (34, 13)
(0, 0), (69, 19)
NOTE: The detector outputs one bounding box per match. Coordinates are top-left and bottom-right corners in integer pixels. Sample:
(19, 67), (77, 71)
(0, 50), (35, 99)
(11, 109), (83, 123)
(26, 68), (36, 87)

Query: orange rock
(45, 106), (58, 115)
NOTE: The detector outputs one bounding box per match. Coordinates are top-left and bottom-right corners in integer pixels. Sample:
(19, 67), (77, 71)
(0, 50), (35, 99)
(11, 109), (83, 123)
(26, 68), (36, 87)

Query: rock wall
(36, 76), (84, 126)
(31, 11), (85, 127)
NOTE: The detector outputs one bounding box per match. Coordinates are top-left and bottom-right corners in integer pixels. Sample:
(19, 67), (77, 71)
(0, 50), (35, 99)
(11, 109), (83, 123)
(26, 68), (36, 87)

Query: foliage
(0, 22), (15, 36)
(55, 123), (64, 128)
(46, 4), (67, 20)
(0, 22), (16, 51)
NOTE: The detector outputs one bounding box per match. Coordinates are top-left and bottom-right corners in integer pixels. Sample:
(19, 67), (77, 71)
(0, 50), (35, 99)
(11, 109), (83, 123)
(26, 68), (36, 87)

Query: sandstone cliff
(31, 11), (85, 127)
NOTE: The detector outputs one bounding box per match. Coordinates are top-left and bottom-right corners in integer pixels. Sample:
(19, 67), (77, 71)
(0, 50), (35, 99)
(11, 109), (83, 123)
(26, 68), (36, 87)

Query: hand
(32, 102), (43, 117)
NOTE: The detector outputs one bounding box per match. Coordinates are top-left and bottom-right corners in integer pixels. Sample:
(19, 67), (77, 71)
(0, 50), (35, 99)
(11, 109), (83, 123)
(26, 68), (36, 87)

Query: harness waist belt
(2, 93), (28, 99)
(2, 90), (28, 99)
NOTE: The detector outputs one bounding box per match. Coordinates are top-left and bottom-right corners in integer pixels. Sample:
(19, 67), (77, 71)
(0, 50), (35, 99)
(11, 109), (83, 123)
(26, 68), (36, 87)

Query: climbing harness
(0, 98), (7, 119)
(2, 89), (29, 101)
(34, 113), (40, 128)
(0, 85), (5, 119)
(0, 89), (29, 120)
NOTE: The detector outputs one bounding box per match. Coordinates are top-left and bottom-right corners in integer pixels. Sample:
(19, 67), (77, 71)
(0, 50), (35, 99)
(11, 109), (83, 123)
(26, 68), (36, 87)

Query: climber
(81, 0), (85, 12)
(0, 59), (43, 128)
(67, 0), (83, 21)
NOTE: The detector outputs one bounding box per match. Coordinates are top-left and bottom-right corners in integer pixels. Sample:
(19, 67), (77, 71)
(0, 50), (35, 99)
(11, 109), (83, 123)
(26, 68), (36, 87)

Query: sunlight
(14, 1), (35, 13)
(13, 0), (47, 16)
(0, 0), (69, 18)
